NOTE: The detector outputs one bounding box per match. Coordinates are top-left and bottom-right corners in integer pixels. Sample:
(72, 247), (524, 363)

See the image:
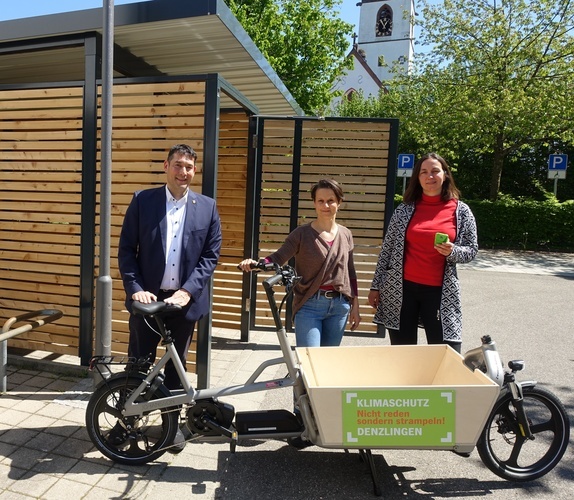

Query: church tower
(357, 0), (415, 82)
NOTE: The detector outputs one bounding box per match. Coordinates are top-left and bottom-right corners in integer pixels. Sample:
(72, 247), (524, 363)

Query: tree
(225, 0), (353, 114)
(338, 0), (574, 201)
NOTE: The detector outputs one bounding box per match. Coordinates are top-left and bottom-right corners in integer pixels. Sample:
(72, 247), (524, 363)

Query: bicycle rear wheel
(477, 385), (570, 481)
(86, 375), (179, 465)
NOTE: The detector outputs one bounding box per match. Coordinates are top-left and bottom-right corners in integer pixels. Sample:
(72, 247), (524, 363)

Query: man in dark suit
(118, 144), (222, 393)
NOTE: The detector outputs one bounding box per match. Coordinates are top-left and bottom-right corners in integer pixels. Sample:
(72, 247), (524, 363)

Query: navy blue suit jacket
(118, 186), (222, 321)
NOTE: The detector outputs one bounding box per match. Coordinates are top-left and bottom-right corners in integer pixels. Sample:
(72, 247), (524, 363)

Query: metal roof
(0, 0), (303, 116)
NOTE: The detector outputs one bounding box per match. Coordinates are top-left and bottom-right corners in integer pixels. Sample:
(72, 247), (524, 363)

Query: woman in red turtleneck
(368, 153), (478, 353)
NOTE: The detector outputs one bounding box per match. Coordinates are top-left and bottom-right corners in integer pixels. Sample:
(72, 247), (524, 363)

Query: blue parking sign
(397, 154), (415, 177)
(548, 154), (568, 179)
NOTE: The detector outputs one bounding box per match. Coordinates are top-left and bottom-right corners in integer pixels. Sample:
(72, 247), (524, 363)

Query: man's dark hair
(167, 144), (198, 163)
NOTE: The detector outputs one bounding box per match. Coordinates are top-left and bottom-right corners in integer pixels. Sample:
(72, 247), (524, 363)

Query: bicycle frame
(463, 336), (505, 386)
(91, 262), (311, 439)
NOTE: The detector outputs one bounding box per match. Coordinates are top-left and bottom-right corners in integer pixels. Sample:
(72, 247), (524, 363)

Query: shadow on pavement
(212, 444), (552, 500)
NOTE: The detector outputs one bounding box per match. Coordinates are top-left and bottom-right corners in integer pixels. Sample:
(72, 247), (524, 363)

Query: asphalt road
(211, 266), (574, 500)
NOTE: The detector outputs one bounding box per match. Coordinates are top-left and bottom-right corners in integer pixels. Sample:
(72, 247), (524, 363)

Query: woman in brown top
(239, 178), (361, 347)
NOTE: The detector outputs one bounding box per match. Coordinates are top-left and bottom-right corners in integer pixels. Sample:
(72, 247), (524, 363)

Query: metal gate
(239, 116), (399, 340)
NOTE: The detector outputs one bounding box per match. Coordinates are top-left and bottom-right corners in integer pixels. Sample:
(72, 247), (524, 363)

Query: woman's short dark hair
(311, 178), (345, 202)
(403, 152), (460, 203)
(167, 144), (198, 163)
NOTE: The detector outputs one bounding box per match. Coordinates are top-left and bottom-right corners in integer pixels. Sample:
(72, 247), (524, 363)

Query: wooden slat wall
(0, 87), (84, 355)
(251, 119), (296, 326)
(0, 81), (252, 373)
(1, 84), (392, 363)
(253, 118), (392, 333)
(212, 110), (250, 329)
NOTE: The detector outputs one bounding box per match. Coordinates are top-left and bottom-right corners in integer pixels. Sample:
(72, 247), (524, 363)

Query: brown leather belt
(317, 289), (341, 299)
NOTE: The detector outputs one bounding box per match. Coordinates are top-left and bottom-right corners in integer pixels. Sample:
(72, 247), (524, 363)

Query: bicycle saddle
(132, 301), (182, 316)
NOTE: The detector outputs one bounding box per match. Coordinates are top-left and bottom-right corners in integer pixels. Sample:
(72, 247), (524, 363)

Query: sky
(0, 0), (143, 21)
(0, 0), (362, 32)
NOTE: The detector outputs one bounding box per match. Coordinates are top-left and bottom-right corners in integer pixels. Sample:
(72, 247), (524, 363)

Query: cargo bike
(86, 262), (570, 496)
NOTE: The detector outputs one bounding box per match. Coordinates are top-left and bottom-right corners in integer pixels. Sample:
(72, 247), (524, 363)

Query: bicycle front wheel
(477, 385), (570, 481)
(86, 375), (179, 465)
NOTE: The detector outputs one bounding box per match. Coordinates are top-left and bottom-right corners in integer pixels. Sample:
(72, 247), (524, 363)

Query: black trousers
(128, 291), (196, 389)
(388, 279), (461, 353)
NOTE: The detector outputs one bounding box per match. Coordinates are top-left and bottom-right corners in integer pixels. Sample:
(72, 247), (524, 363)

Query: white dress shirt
(160, 186), (188, 291)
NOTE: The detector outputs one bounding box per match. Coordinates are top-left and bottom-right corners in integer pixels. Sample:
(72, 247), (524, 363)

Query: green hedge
(467, 199), (574, 251)
(393, 195), (574, 251)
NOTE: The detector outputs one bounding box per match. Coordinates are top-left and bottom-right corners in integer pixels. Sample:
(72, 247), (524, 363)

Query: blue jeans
(294, 293), (351, 347)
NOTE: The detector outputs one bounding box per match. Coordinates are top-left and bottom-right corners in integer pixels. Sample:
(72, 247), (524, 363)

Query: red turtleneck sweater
(403, 194), (457, 286)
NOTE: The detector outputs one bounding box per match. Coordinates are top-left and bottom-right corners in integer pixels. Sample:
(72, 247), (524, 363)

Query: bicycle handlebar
(238, 259), (298, 289)
(250, 260), (278, 272)
(264, 271), (285, 288)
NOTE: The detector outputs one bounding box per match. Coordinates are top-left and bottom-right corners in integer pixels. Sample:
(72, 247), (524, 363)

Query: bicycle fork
(505, 361), (534, 440)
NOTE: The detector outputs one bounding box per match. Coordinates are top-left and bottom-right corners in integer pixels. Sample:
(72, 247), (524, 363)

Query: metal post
(0, 341), (6, 393)
(94, 0), (114, 385)
(79, 34), (99, 366)
(195, 74), (221, 389)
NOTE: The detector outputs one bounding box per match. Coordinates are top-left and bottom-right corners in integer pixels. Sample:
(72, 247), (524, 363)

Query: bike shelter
(0, 78), (398, 391)
(0, 1), (399, 388)
(0, 73), (259, 390)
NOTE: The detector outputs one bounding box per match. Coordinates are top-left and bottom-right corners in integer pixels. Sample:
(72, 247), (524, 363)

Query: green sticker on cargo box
(342, 389), (456, 447)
